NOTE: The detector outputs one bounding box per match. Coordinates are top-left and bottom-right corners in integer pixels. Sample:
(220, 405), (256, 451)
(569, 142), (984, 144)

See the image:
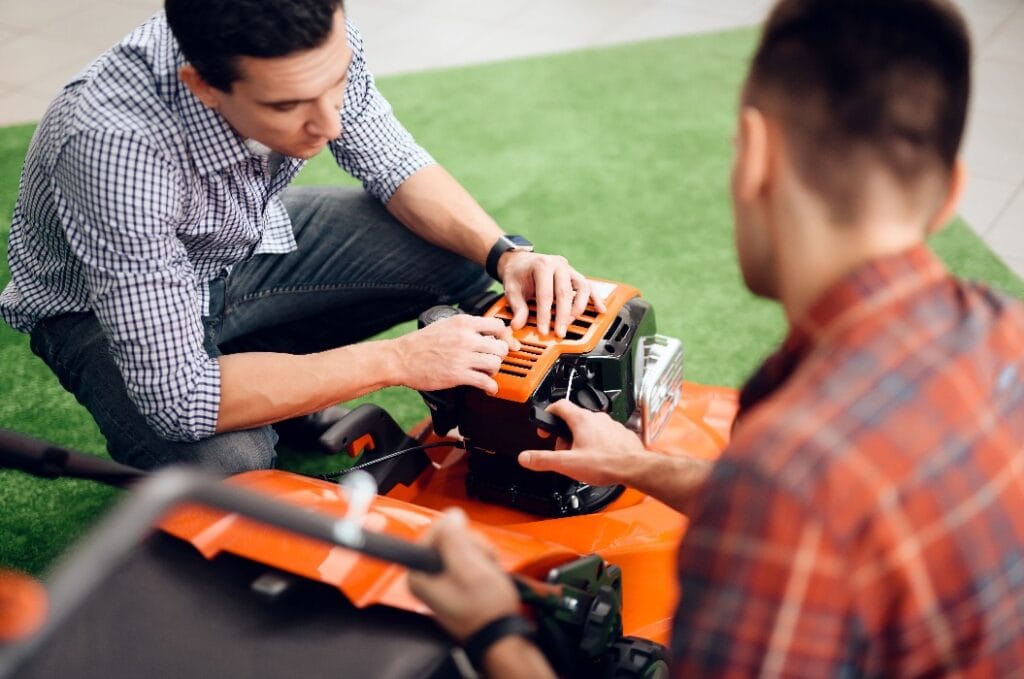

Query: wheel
(609, 636), (671, 679)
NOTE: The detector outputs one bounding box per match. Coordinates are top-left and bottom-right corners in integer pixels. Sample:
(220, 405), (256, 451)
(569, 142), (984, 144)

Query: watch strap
(463, 613), (536, 669)
(485, 235), (532, 282)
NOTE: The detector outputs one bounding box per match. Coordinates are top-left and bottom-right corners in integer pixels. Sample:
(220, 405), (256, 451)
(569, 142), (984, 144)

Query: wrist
(485, 234), (534, 281)
(462, 613), (535, 669)
(482, 635), (551, 677)
(376, 338), (407, 388)
(496, 249), (530, 282)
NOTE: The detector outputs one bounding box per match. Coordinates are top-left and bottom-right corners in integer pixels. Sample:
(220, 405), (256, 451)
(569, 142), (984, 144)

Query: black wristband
(485, 235), (533, 282)
(463, 613), (535, 669)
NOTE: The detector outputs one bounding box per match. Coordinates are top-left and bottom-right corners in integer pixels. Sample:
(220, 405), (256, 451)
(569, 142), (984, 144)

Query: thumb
(518, 449), (562, 473)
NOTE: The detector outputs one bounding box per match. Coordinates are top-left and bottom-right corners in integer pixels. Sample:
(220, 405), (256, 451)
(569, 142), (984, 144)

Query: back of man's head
(165, 0), (345, 91)
(745, 0), (971, 223)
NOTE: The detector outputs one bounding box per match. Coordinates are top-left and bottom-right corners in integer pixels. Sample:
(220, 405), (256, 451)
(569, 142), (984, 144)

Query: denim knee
(192, 427), (278, 473)
(114, 426), (278, 474)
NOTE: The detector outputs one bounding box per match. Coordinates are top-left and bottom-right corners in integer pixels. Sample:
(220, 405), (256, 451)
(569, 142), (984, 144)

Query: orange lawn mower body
(160, 281), (739, 656)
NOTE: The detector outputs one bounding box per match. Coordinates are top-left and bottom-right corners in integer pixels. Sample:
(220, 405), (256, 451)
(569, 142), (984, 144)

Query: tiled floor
(1, 0), (1022, 278)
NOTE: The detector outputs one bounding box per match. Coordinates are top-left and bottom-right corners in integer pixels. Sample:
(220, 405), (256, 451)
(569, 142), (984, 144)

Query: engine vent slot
(603, 316), (622, 341)
(493, 301), (600, 341)
(500, 340), (545, 378)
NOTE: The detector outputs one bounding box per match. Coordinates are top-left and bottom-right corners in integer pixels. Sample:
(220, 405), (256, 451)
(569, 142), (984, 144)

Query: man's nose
(307, 99), (341, 140)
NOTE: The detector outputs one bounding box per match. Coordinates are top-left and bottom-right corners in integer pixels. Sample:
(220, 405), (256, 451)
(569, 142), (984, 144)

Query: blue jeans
(30, 186), (491, 472)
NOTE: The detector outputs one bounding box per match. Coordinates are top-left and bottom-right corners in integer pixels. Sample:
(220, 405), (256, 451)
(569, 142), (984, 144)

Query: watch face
(506, 235), (534, 250)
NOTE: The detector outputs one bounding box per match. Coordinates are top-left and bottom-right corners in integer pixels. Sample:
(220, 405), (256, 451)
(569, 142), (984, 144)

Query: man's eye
(271, 103), (298, 113)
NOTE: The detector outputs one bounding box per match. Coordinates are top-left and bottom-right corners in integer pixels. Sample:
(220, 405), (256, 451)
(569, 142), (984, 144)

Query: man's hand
(389, 315), (517, 395)
(407, 509), (520, 642)
(518, 400), (645, 486)
(519, 400), (714, 512)
(499, 252), (607, 338)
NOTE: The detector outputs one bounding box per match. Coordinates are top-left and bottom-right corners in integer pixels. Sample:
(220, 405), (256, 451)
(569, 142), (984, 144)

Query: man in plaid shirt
(409, 0), (1024, 675)
(0, 0), (602, 470)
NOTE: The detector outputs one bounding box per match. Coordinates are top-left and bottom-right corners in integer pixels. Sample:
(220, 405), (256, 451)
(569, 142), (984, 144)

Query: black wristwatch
(463, 614), (536, 669)
(485, 235), (534, 282)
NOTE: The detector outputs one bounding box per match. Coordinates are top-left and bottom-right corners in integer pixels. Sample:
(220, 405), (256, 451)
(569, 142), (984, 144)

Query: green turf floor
(2, 28), (1023, 576)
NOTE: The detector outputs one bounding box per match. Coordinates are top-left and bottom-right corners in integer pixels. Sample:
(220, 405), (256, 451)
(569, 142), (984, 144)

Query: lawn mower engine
(420, 280), (685, 517)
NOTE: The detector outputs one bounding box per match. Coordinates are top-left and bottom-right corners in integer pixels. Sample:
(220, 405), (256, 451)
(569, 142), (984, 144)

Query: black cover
(10, 533), (457, 679)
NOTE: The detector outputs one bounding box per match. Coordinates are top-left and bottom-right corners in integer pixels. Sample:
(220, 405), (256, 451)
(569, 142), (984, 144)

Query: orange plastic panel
(486, 279), (640, 403)
(159, 381), (739, 645)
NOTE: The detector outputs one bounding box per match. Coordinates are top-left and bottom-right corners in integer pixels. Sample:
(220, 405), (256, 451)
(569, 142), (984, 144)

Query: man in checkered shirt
(0, 0), (604, 471)
(409, 0), (1024, 675)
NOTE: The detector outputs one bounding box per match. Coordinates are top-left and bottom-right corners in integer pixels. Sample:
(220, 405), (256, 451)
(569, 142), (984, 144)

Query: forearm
(386, 164), (503, 265)
(624, 450), (714, 514)
(214, 339), (399, 433)
(481, 636), (557, 679)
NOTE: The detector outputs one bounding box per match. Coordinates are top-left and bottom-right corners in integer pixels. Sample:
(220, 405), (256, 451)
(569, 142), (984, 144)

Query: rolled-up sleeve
(331, 19), (435, 202)
(53, 128), (220, 441)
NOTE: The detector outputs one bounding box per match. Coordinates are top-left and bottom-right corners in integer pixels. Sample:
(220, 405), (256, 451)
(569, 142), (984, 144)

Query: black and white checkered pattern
(0, 12), (434, 442)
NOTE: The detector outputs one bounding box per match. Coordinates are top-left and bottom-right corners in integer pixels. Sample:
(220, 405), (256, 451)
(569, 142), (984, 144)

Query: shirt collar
(174, 80), (256, 176)
(791, 243), (948, 353)
(737, 244), (949, 418)
(165, 35), (259, 177)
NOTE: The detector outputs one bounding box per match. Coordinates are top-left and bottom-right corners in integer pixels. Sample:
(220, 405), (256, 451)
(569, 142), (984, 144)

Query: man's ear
(179, 65), (222, 110)
(734, 107), (770, 204)
(925, 157), (967, 236)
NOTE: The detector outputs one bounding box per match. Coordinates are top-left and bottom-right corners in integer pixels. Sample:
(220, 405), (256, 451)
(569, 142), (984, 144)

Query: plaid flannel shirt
(0, 12), (433, 441)
(672, 245), (1024, 676)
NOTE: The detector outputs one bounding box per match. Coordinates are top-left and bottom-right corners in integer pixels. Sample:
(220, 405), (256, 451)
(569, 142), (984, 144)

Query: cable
(317, 440), (465, 482)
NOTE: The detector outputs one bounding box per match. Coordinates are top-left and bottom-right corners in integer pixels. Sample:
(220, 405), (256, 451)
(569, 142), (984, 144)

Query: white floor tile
(648, 0), (775, 24)
(501, 0), (648, 46)
(359, 10), (486, 76)
(962, 108), (1024, 187)
(0, 0), (93, 32)
(983, 185), (1024, 260)
(379, 0), (527, 25)
(985, 4), (1024, 65)
(0, 89), (53, 125)
(959, 175), (1020, 235)
(0, 33), (97, 91)
(450, 24), (593, 68)
(610, 4), (760, 45)
(963, 133), (1024, 185)
(1001, 255), (1024, 280)
(343, 1), (405, 38)
(972, 56), (1024, 119)
(33, 0), (160, 52)
(952, 0), (1020, 43)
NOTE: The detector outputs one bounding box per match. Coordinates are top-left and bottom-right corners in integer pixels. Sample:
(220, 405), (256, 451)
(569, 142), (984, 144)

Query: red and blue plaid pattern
(672, 245), (1024, 676)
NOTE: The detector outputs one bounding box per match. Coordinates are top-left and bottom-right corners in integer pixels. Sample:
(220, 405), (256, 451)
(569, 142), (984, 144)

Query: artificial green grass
(2, 28), (1023, 575)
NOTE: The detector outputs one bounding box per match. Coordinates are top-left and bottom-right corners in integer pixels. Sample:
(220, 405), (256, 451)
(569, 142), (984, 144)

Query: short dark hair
(165, 0), (346, 91)
(745, 0), (971, 222)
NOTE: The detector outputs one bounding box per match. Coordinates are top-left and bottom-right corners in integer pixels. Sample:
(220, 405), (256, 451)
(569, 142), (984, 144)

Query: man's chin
(289, 142), (329, 160)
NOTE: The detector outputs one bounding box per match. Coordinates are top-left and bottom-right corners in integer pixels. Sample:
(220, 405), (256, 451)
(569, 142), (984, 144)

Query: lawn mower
(0, 279), (738, 678)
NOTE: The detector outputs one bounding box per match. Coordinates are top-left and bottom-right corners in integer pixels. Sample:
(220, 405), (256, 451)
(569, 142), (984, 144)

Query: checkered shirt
(0, 12), (434, 441)
(672, 245), (1024, 676)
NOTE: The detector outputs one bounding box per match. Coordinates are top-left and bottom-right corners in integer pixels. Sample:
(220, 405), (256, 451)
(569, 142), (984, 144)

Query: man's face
(197, 9), (353, 159)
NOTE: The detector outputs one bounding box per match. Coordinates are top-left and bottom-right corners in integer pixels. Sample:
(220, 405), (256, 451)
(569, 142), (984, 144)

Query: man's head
(166, 0), (351, 159)
(731, 0), (971, 300)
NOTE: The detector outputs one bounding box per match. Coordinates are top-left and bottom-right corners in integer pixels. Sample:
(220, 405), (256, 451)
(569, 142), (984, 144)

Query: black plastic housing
(422, 297), (657, 517)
